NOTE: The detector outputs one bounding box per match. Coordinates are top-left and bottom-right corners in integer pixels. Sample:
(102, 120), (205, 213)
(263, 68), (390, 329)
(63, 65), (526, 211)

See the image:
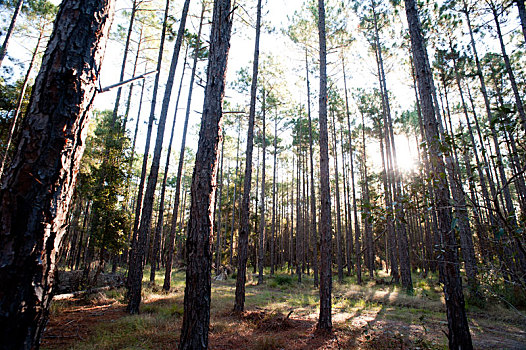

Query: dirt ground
(41, 277), (526, 350)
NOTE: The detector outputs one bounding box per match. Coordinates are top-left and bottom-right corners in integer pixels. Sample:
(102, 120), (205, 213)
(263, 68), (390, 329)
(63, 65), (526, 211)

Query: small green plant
(273, 274), (293, 286)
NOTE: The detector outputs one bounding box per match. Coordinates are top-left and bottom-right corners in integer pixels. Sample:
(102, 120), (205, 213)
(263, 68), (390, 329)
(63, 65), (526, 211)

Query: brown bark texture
(179, 0), (233, 348)
(317, 0), (332, 332)
(0, 0), (114, 348)
(404, 0), (472, 348)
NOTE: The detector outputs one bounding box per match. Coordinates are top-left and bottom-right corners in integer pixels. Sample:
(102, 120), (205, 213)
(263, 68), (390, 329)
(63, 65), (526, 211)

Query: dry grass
(41, 269), (526, 350)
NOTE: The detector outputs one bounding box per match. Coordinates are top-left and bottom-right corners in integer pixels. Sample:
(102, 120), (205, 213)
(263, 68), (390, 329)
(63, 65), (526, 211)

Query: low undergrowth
(41, 268), (526, 350)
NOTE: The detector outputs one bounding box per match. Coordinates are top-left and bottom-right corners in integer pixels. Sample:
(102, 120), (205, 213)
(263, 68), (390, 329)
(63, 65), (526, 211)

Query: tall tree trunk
(0, 26), (43, 178)
(342, 59), (354, 277)
(234, 0), (262, 312)
(111, 0), (137, 126)
(178, 0), (232, 347)
(127, 0), (191, 314)
(306, 50), (319, 286)
(229, 117), (241, 267)
(517, 0), (526, 41)
(0, 1), (114, 348)
(491, 5), (526, 132)
(405, 0), (472, 348)
(258, 89), (267, 285)
(296, 145), (302, 282)
(0, 0), (24, 68)
(215, 134), (225, 274)
(121, 24), (143, 133)
(270, 112), (278, 276)
(317, 0), (332, 331)
(128, 0), (170, 279)
(163, 3), (206, 291)
(150, 46), (189, 284)
(361, 112), (374, 279)
(331, 111), (344, 283)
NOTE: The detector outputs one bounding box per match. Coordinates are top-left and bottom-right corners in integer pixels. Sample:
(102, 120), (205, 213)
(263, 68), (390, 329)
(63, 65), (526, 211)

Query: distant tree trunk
(215, 134), (225, 274)
(517, 0), (526, 41)
(128, 0), (170, 277)
(163, 4), (206, 290)
(121, 25), (143, 133)
(296, 145), (302, 282)
(317, 0), (332, 332)
(150, 47), (189, 284)
(270, 112), (278, 276)
(404, 0), (472, 348)
(0, 1), (114, 348)
(258, 89), (267, 285)
(0, 27), (43, 178)
(342, 60), (354, 277)
(229, 118), (241, 267)
(306, 50), (319, 286)
(361, 112), (374, 279)
(111, 0), (137, 126)
(330, 111), (344, 283)
(178, 0), (233, 347)
(234, 0), (262, 313)
(0, 0), (23, 68)
(491, 5), (526, 132)
(127, 0), (191, 314)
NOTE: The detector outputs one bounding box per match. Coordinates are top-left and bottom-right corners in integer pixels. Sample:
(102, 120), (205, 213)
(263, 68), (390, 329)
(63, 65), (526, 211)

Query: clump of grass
(253, 336), (284, 350)
(142, 302), (184, 318)
(273, 274), (293, 286)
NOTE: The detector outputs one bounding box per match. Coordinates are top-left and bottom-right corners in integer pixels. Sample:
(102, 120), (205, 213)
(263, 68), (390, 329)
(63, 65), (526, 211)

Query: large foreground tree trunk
(404, 0), (472, 348)
(0, 0), (115, 348)
(178, 0), (233, 348)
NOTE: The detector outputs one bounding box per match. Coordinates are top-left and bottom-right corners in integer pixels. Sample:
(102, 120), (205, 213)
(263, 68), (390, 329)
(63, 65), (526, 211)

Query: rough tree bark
(0, 0), (114, 348)
(404, 0), (473, 348)
(178, 0), (233, 347)
(234, 0), (262, 313)
(317, 0), (332, 331)
(127, 0), (191, 314)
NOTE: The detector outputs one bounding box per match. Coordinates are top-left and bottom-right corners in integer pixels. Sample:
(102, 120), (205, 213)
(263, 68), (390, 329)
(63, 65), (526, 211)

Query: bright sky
(2, 0), (420, 177)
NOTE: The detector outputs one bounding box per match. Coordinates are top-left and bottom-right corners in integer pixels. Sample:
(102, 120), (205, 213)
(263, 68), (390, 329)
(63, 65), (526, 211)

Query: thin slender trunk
(128, 0), (170, 278)
(163, 3), (206, 291)
(111, 0), (137, 126)
(234, 0), (262, 312)
(342, 60), (354, 277)
(229, 118), (241, 266)
(270, 113), (278, 276)
(215, 134), (225, 274)
(128, 0), (191, 314)
(517, 0), (526, 41)
(307, 50), (319, 286)
(0, 27), (43, 178)
(331, 111), (344, 283)
(150, 45), (190, 284)
(0, 0), (24, 68)
(258, 89), (267, 285)
(491, 5), (526, 132)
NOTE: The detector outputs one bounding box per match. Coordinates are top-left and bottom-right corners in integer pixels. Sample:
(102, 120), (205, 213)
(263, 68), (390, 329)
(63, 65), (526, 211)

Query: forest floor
(41, 268), (526, 350)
